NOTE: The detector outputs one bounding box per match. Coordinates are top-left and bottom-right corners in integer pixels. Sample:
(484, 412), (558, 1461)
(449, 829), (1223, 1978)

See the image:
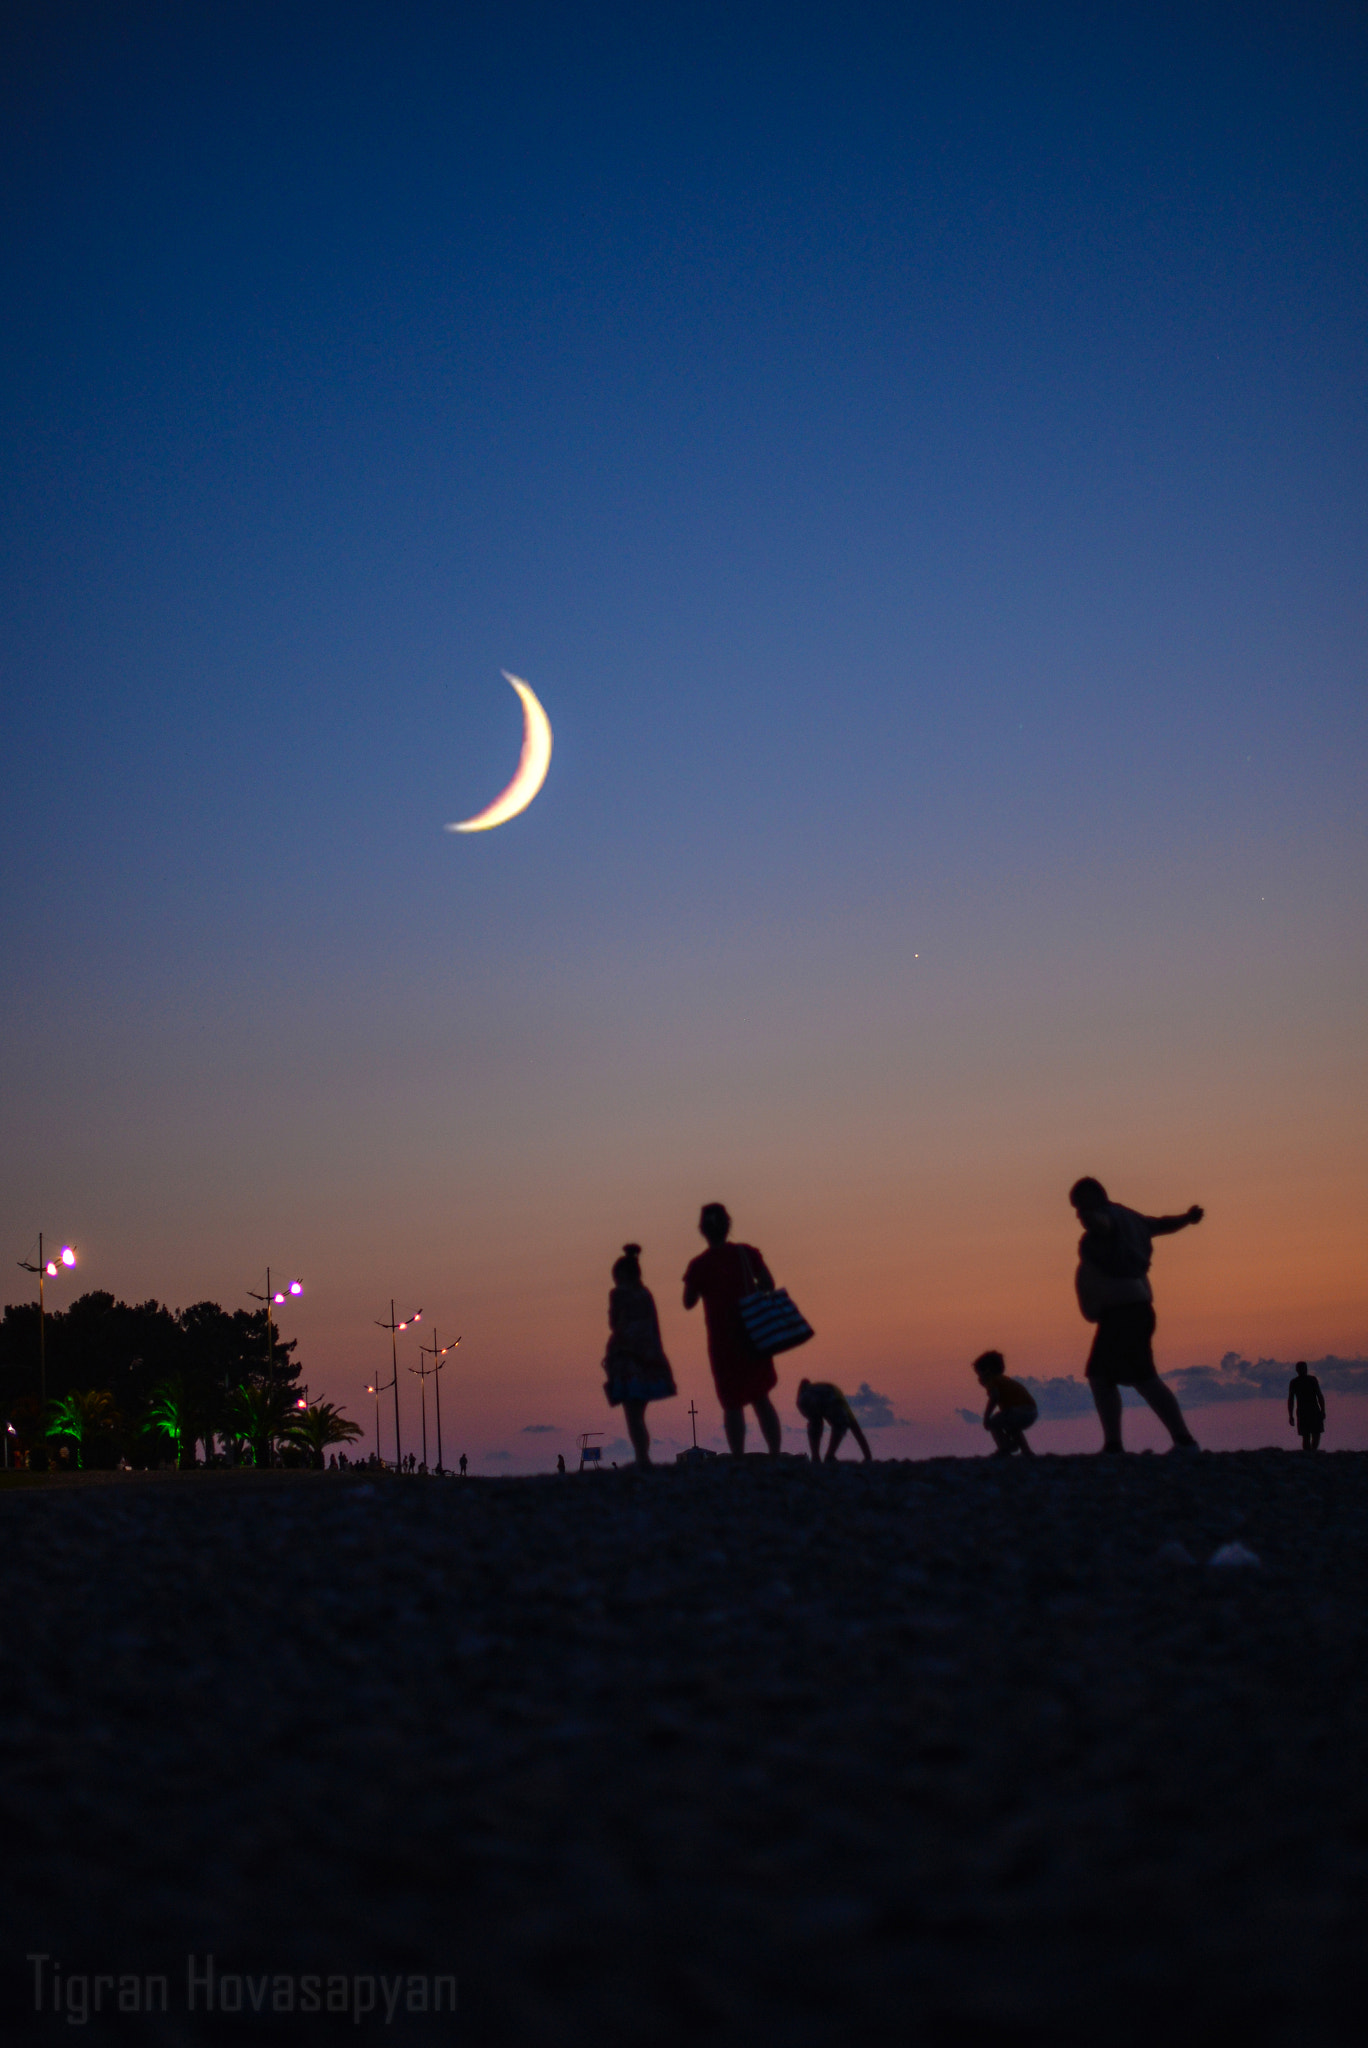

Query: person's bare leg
(1016, 1425), (1035, 1456)
(753, 1394), (782, 1455)
(724, 1407), (746, 1458)
(624, 1398), (651, 1467)
(807, 1418), (823, 1464)
(1137, 1378), (1197, 1447)
(1090, 1378), (1124, 1451)
(824, 1418), (849, 1464)
(849, 1419), (873, 1462)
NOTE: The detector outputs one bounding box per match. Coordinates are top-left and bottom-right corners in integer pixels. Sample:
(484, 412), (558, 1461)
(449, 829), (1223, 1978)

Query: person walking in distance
(602, 1243), (676, 1467)
(683, 1204), (783, 1458)
(1288, 1361), (1326, 1452)
(1070, 1177), (1202, 1453)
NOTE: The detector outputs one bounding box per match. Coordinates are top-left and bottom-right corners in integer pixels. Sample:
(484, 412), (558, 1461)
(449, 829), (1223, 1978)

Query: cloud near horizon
(521, 1423), (558, 1433)
(958, 1353), (1368, 1423)
(848, 1382), (907, 1428)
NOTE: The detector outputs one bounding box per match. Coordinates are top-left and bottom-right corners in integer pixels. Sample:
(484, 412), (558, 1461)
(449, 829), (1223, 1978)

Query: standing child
(972, 1351), (1038, 1457)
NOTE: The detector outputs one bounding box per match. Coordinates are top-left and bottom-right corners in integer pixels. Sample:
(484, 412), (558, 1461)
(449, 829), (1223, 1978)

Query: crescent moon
(446, 673), (553, 833)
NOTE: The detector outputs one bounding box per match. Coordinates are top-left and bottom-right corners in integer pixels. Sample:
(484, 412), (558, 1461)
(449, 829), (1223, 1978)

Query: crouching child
(972, 1351), (1038, 1457)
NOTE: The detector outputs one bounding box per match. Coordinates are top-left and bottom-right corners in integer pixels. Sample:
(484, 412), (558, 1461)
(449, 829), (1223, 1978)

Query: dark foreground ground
(3, 1451), (1367, 2045)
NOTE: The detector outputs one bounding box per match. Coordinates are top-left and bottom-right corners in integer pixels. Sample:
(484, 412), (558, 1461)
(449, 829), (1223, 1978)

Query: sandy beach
(3, 1450), (1365, 2043)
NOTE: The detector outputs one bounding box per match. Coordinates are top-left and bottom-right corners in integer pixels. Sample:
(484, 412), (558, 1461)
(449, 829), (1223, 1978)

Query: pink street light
(375, 1302), (421, 1470)
(17, 1235), (78, 1417)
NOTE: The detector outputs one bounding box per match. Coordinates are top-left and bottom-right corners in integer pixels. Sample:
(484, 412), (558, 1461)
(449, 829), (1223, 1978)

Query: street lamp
(414, 1332), (461, 1475)
(374, 1302), (420, 1471)
(245, 1268), (303, 1468)
(16, 1235), (77, 1418)
(363, 1379), (384, 1465)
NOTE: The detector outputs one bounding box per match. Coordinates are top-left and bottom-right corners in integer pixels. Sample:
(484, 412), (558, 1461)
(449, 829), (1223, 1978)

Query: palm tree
(226, 1383), (299, 1470)
(146, 1376), (188, 1466)
(46, 1389), (117, 1471)
(286, 1401), (364, 1470)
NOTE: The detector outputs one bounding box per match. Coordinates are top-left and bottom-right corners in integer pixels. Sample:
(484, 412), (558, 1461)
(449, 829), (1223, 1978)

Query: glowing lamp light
(288, 1281), (302, 1296)
(45, 1261), (57, 1277)
(272, 1292), (285, 1304)
(60, 1247), (76, 1267)
(295, 1398), (307, 1410)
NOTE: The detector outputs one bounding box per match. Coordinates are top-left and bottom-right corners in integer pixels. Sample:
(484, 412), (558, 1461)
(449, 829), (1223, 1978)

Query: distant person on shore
(557, 1452), (566, 1474)
(458, 1453), (467, 1477)
(972, 1351), (1038, 1456)
(603, 1244), (676, 1468)
(683, 1204), (783, 1459)
(796, 1379), (872, 1464)
(1071, 1177), (1202, 1453)
(1288, 1361), (1325, 1451)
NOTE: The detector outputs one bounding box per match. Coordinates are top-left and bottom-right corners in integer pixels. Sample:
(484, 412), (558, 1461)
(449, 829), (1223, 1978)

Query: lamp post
(374, 1302), (420, 1471)
(414, 1332), (460, 1475)
(17, 1235), (76, 1419)
(246, 1269), (303, 1468)
(364, 1379), (384, 1465)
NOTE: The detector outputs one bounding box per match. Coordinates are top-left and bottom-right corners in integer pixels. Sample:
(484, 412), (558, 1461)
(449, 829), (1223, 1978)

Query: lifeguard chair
(578, 1431), (603, 1472)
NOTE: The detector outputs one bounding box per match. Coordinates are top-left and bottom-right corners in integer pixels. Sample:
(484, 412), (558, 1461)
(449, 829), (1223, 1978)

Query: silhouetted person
(971, 1350), (1038, 1456)
(603, 1243), (676, 1466)
(1071, 1176), (1201, 1453)
(1288, 1361), (1325, 1451)
(796, 1379), (872, 1463)
(458, 1452), (467, 1477)
(557, 1452), (566, 1474)
(683, 1204), (783, 1458)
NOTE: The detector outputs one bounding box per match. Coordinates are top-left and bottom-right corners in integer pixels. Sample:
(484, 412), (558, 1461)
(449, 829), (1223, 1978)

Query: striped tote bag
(736, 1247), (815, 1356)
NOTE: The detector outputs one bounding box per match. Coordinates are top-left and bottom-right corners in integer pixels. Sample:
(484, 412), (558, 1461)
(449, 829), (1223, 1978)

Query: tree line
(0, 1291), (360, 1472)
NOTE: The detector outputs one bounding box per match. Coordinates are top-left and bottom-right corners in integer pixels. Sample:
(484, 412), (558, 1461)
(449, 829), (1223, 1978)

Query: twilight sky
(3, 2), (1365, 1465)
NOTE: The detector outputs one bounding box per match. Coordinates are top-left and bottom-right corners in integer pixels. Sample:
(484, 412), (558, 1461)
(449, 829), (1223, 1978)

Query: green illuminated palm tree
(46, 1389), (117, 1471)
(146, 1376), (189, 1465)
(226, 1383), (298, 1470)
(286, 1401), (364, 1470)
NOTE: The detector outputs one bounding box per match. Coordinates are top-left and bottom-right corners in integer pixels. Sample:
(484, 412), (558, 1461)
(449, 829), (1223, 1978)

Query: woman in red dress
(682, 1203), (783, 1458)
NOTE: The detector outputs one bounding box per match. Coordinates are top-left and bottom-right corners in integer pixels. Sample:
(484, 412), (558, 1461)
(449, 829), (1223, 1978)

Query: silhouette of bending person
(683, 1204), (783, 1458)
(1070, 1177), (1201, 1453)
(796, 1379), (872, 1463)
(972, 1351), (1038, 1456)
(1288, 1361), (1325, 1452)
(602, 1243), (676, 1466)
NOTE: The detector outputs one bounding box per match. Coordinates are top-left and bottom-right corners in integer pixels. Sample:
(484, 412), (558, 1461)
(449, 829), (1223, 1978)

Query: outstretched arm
(1145, 1205), (1204, 1236)
(683, 1277), (699, 1309)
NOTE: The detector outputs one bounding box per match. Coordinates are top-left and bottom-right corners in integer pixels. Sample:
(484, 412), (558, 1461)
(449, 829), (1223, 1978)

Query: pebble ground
(3, 1450), (1366, 2044)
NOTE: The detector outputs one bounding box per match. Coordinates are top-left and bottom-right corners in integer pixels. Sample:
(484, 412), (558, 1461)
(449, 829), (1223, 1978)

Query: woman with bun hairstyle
(602, 1244), (676, 1467)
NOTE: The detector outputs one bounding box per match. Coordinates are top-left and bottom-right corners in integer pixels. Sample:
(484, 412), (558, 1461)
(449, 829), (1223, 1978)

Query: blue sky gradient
(3, 3), (1365, 1460)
